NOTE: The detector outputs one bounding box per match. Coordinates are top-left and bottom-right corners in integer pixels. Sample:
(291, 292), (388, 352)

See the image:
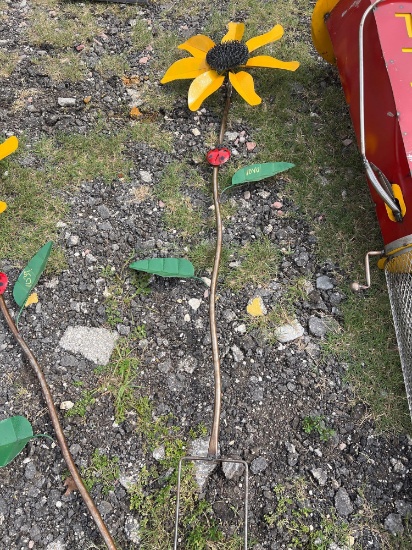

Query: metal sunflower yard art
(157, 21), (300, 549)
(161, 22), (299, 110)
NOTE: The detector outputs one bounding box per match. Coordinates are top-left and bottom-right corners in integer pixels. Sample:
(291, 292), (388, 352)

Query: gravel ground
(1, 1), (411, 549)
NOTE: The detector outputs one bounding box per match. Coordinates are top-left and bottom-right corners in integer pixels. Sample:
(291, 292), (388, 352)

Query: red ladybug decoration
(206, 147), (231, 167)
(0, 272), (8, 295)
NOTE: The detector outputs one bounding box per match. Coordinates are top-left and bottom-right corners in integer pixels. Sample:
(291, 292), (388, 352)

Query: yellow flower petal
(221, 22), (245, 43)
(0, 135), (18, 161)
(188, 70), (225, 111)
(161, 57), (209, 83)
(246, 55), (300, 71)
(229, 71), (261, 106)
(245, 24), (284, 53)
(178, 35), (215, 58)
(0, 201), (7, 214)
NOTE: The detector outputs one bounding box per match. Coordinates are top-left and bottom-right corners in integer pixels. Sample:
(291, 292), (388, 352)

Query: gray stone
(231, 344), (244, 362)
(57, 97), (76, 107)
(250, 456), (268, 474)
(222, 458), (245, 480)
(308, 316), (339, 338)
(67, 234), (80, 246)
(178, 356), (198, 374)
(24, 461), (36, 480)
(124, 515), (141, 543)
(395, 500), (412, 517)
(311, 467), (328, 486)
(97, 204), (111, 219)
(46, 542), (66, 550)
(335, 487), (353, 517)
(384, 513), (404, 535)
(308, 316), (328, 337)
(158, 359), (172, 373)
(251, 386), (264, 402)
(274, 319), (304, 343)
(316, 275), (334, 290)
(188, 438), (219, 490)
(59, 326), (119, 365)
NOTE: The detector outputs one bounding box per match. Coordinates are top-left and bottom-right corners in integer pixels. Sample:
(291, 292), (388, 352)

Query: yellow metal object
(246, 55), (300, 71)
(222, 22), (245, 43)
(377, 244), (412, 273)
(160, 57), (209, 83)
(245, 24), (284, 53)
(178, 35), (215, 57)
(229, 71), (261, 105)
(0, 135), (18, 161)
(311, 0), (340, 64)
(385, 184), (406, 222)
(188, 70), (224, 111)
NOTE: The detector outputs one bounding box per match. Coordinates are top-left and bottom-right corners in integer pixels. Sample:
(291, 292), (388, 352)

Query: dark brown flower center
(206, 40), (249, 73)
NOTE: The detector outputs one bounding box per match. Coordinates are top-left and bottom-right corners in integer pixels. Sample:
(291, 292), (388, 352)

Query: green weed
(66, 390), (97, 418)
(82, 449), (119, 495)
(302, 415), (336, 442)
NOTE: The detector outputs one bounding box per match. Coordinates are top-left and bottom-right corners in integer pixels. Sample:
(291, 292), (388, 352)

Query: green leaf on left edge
(13, 241), (53, 314)
(0, 416), (35, 467)
(222, 162), (295, 193)
(129, 258), (195, 278)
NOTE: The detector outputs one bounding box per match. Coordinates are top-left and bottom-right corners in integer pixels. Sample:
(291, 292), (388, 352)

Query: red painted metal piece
(326, 0), (412, 249)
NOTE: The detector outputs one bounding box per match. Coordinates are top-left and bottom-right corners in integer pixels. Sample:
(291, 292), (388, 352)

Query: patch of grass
(95, 53), (131, 78)
(35, 127), (133, 188)
(228, 236), (281, 291)
(0, 51), (20, 77)
(130, 19), (153, 52)
(128, 121), (173, 153)
(128, 450), (244, 549)
(156, 162), (207, 236)
(97, 338), (141, 423)
(32, 52), (86, 82)
(81, 449), (119, 496)
(188, 240), (232, 279)
(66, 389), (97, 418)
(323, 285), (411, 432)
(302, 415), (336, 442)
(264, 480), (351, 549)
(0, 161), (67, 262)
(27, 6), (102, 49)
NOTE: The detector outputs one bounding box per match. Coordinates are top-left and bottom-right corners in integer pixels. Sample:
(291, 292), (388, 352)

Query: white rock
(234, 324), (247, 334)
(201, 277), (211, 287)
(57, 97), (76, 107)
(59, 401), (74, 411)
(59, 326), (119, 365)
(188, 298), (201, 311)
(274, 319), (304, 343)
(153, 445), (165, 461)
(188, 438), (219, 490)
(139, 170), (152, 183)
(191, 128), (201, 136)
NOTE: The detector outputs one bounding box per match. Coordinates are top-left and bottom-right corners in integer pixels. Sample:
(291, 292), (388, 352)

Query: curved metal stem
(0, 295), (118, 550)
(208, 82), (232, 458)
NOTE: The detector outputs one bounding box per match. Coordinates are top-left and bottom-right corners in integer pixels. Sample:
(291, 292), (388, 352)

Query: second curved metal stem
(208, 82), (232, 458)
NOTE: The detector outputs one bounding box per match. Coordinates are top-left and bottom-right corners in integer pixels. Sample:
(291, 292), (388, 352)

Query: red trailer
(312, 0), (412, 412)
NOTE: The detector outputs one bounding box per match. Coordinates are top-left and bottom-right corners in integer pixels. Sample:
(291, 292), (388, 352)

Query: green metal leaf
(13, 241), (53, 308)
(0, 416), (34, 467)
(223, 162), (295, 193)
(129, 258), (195, 278)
